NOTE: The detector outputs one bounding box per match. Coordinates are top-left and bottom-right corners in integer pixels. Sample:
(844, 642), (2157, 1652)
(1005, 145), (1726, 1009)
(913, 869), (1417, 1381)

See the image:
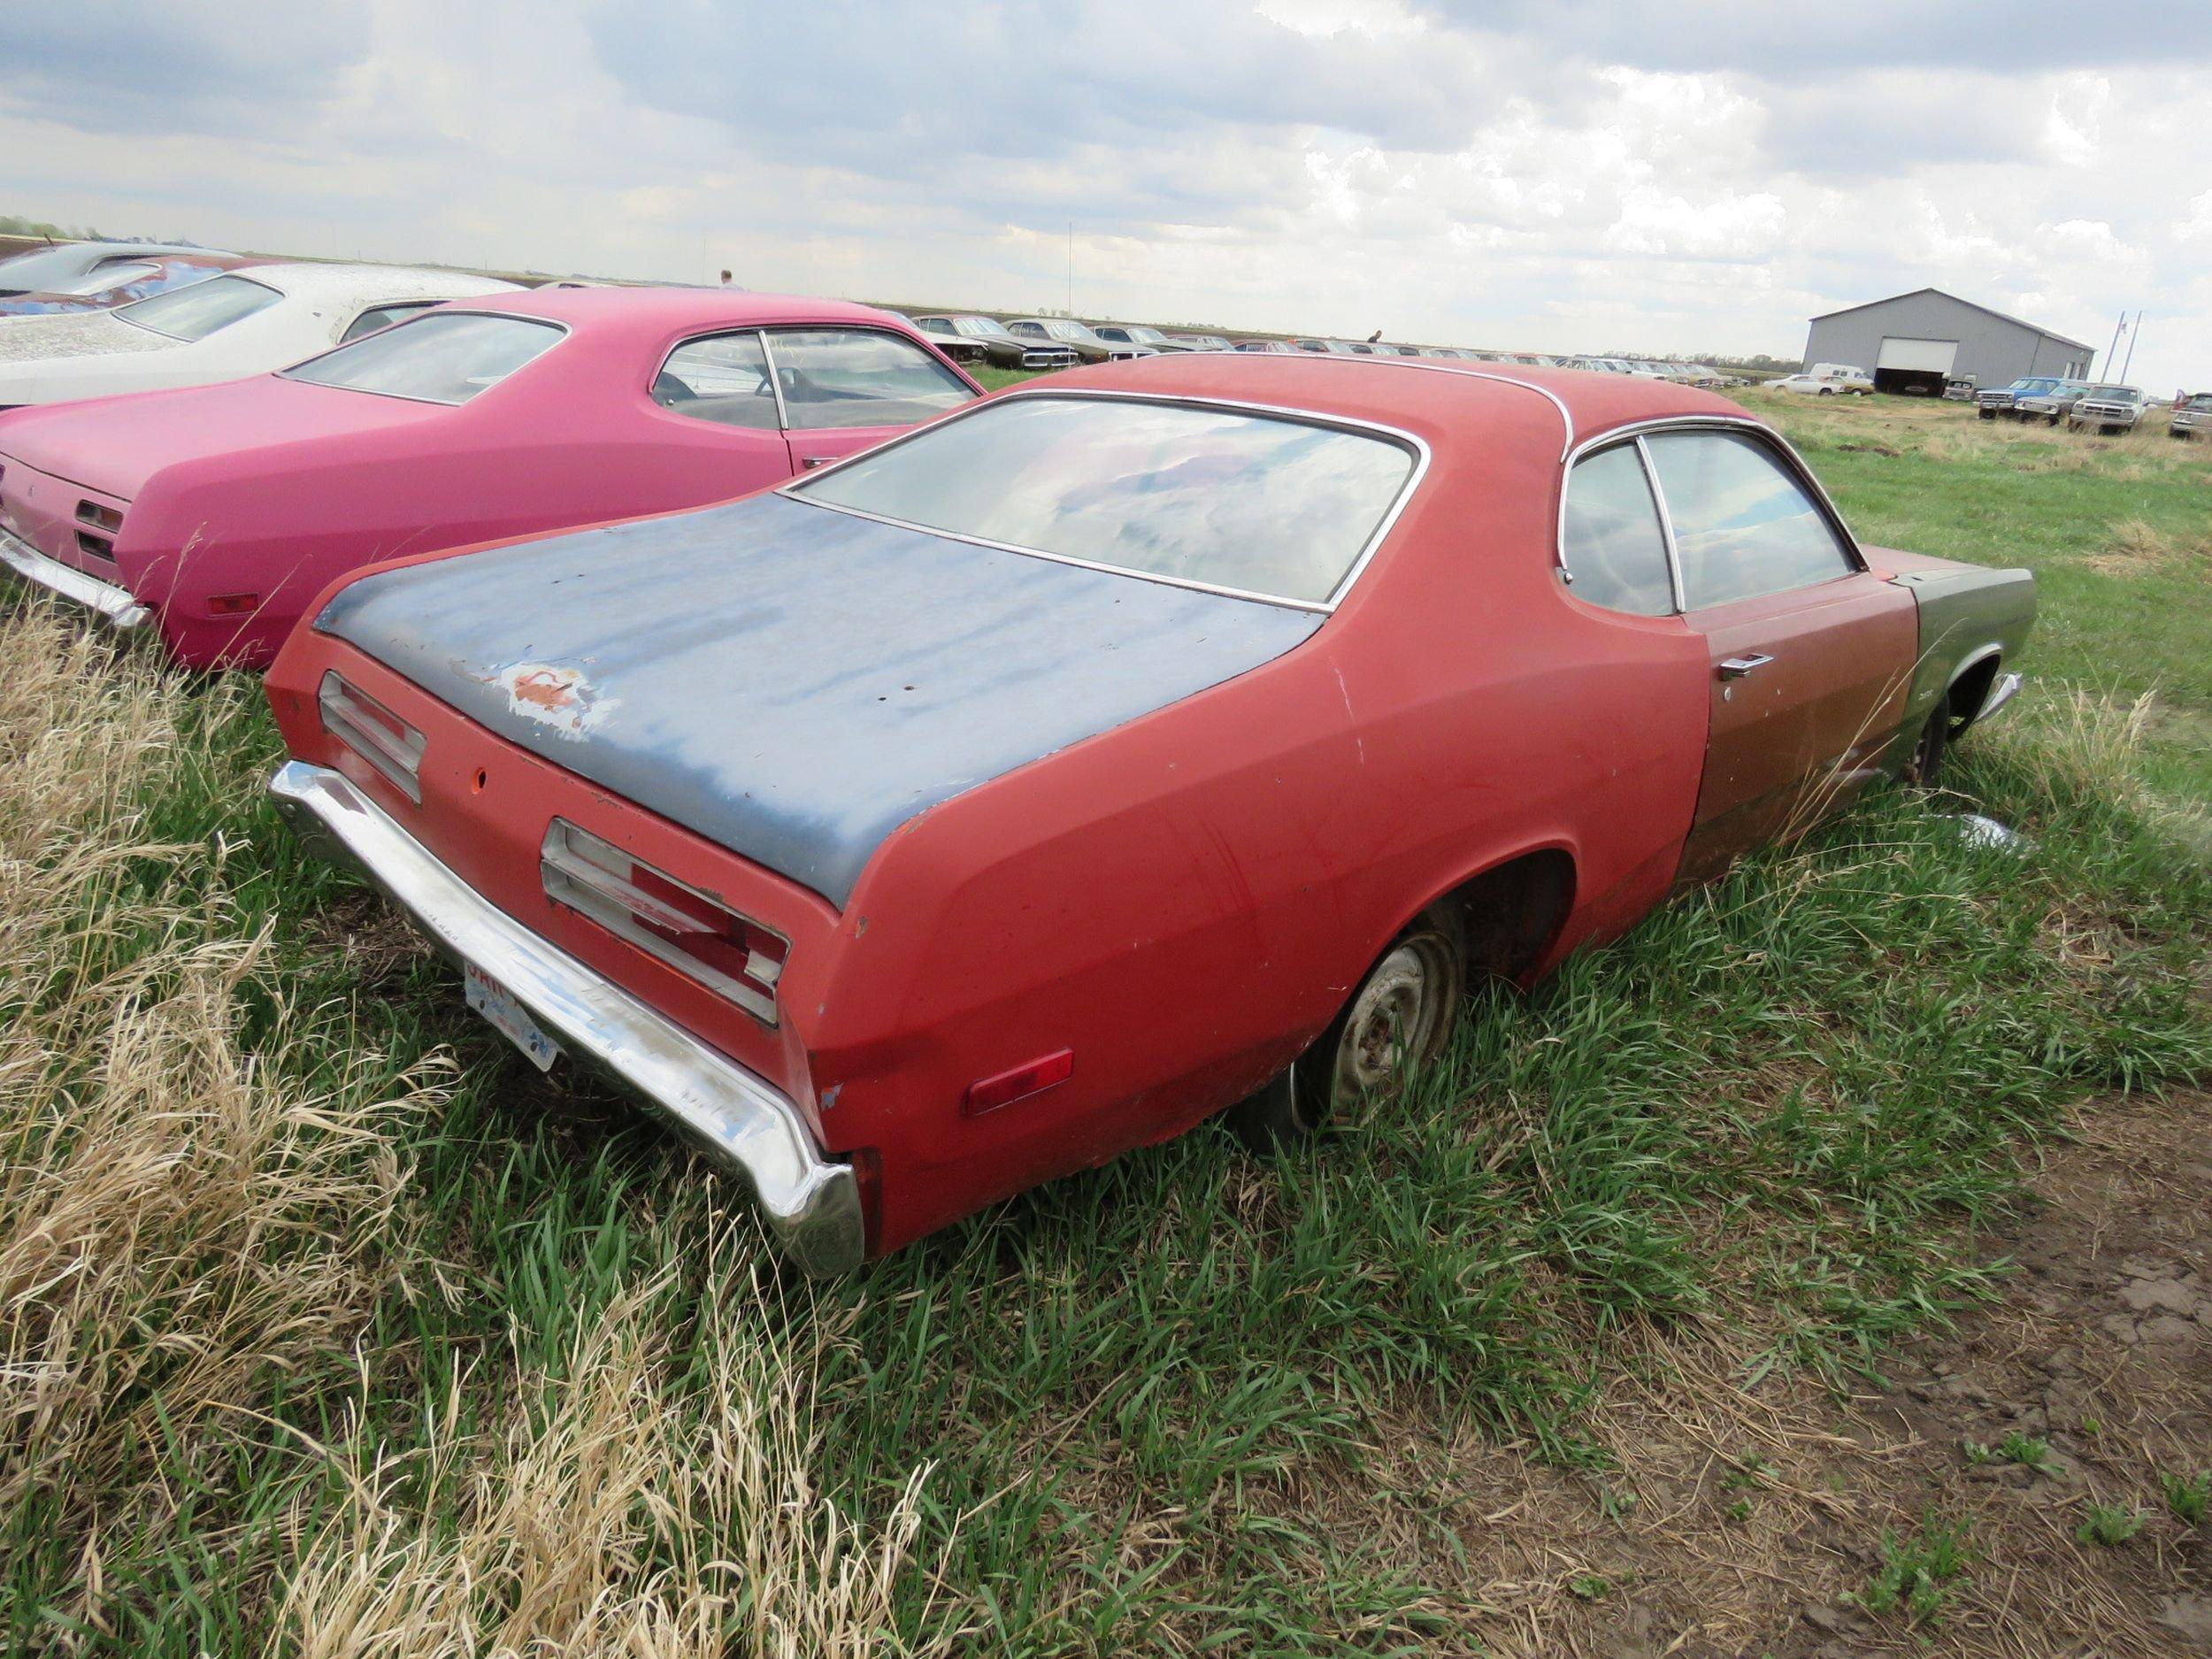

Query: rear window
(285, 312), (563, 404)
(793, 395), (1416, 606)
(117, 274), (281, 342)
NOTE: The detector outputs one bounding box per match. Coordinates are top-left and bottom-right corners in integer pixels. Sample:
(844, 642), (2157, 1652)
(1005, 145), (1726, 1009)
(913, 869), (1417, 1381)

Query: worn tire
(1228, 905), (1466, 1153)
(1978, 408), (1996, 420)
(1903, 705), (1949, 789)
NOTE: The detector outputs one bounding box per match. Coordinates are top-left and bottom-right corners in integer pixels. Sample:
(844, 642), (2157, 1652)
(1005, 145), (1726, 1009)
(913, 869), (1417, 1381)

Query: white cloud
(0, 0), (2204, 386)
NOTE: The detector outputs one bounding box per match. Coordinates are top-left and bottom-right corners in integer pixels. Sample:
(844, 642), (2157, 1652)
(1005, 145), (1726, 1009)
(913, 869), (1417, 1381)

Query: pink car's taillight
(319, 672), (425, 803)
(540, 818), (787, 1025)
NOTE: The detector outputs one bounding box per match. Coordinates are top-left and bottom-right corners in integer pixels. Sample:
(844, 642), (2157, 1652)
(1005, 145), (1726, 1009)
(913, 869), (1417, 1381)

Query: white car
(1773, 365), (1874, 396)
(0, 263), (519, 409)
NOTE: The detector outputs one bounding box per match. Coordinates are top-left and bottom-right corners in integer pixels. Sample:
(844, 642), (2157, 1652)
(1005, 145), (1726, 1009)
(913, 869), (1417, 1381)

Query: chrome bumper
(1976, 671), (2024, 725)
(267, 760), (864, 1275)
(0, 526), (150, 628)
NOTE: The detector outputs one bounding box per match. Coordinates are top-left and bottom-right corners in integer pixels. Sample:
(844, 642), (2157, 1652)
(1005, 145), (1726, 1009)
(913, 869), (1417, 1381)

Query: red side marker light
(208, 593), (261, 616)
(963, 1049), (1074, 1117)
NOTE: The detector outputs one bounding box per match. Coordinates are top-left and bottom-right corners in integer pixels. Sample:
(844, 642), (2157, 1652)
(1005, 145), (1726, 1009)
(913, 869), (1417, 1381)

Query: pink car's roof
(0, 288), (956, 502)
(436, 284), (915, 339)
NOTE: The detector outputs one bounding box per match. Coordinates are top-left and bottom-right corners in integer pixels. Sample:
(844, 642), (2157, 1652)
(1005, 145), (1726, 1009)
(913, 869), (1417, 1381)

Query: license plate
(465, 963), (562, 1071)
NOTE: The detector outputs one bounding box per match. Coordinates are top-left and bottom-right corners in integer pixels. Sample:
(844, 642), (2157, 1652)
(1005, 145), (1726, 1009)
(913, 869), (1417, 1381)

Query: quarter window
(1561, 443), (1674, 617)
(655, 332), (780, 429)
(1643, 430), (1854, 609)
(764, 328), (973, 430)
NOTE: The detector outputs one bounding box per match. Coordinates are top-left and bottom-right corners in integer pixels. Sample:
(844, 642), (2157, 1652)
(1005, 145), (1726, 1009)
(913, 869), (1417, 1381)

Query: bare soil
(1333, 1092), (2212, 1655)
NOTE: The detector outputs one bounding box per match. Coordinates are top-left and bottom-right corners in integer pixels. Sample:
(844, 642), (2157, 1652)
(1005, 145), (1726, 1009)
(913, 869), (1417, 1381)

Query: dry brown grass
(274, 1234), (949, 1659)
(0, 608), (445, 1547)
(2088, 516), (2212, 578)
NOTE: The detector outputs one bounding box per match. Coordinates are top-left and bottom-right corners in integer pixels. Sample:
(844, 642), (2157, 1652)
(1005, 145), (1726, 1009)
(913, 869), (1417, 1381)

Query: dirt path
(1349, 1093), (2212, 1655)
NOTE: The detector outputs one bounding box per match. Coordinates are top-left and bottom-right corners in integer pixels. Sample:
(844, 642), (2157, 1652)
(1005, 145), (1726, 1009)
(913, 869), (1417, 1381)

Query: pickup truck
(2169, 391), (2210, 440)
(264, 356), (2035, 1271)
(2066, 384), (2146, 434)
(1976, 376), (2063, 420)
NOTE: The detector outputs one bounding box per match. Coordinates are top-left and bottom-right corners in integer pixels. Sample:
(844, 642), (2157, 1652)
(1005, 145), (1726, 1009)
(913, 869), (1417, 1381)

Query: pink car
(0, 288), (982, 667)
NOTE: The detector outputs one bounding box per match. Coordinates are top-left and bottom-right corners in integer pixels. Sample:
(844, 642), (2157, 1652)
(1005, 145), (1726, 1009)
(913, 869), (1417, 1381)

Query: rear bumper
(267, 759), (864, 1276)
(0, 526), (149, 628)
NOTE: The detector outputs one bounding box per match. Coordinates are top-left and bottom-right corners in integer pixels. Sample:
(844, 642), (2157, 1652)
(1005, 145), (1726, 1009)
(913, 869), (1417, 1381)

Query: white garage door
(1877, 336), (1959, 373)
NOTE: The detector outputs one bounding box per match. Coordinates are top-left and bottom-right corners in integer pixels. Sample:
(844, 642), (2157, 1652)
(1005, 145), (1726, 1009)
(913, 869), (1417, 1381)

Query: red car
(264, 355), (2034, 1273)
(0, 288), (981, 667)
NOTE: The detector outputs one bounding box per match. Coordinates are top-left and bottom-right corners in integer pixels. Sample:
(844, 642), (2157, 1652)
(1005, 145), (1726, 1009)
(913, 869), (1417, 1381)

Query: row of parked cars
(902, 310), (1734, 384)
(1976, 375), (2200, 437)
(1, 237), (2037, 1271)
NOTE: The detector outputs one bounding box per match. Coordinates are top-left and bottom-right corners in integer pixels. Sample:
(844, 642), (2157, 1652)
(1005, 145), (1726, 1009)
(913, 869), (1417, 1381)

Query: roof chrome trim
(1277, 354), (1578, 462)
(780, 386), (1432, 615)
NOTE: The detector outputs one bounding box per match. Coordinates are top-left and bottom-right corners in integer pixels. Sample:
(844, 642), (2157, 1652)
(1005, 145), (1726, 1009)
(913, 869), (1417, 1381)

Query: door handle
(800, 456), (834, 469)
(1717, 653), (1774, 680)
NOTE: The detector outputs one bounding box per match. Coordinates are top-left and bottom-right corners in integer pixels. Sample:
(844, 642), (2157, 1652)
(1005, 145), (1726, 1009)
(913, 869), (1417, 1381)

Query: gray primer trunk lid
(316, 491), (1322, 906)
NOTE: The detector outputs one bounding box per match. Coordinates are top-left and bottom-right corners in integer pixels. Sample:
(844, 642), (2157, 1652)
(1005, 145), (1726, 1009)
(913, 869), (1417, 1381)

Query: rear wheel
(1228, 906), (1466, 1152)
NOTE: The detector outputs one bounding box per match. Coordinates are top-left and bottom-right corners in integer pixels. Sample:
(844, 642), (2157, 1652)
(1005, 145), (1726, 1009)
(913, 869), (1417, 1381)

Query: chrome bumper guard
(268, 760), (864, 1275)
(1976, 672), (2024, 725)
(0, 527), (150, 628)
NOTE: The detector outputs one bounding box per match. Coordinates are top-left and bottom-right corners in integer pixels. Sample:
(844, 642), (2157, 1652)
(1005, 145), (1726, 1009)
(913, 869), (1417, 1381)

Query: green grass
(1743, 392), (2212, 803)
(2076, 1502), (2146, 1548)
(2, 396), (2208, 1654)
(1859, 1509), (1976, 1623)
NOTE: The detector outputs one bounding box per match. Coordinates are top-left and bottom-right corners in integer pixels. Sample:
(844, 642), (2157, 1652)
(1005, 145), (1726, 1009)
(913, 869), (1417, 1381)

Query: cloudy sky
(4, 1), (2207, 387)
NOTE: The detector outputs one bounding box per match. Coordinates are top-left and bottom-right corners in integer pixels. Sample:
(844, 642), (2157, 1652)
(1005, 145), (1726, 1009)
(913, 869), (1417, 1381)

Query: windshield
(2085, 385), (2136, 401)
(1044, 321), (1096, 342)
(1126, 327), (1165, 342)
(117, 274), (282, 342)
(953, 317), (1002, 337)
(2190, 394), (2212, 411)
(284, 311), (563, 403)
(794, 395), (1416, 606)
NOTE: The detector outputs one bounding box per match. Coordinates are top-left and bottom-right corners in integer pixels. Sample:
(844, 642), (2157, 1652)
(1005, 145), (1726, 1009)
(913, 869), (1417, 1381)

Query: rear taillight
(540, 818), (787, 1025)
(319, 672), (425, 803)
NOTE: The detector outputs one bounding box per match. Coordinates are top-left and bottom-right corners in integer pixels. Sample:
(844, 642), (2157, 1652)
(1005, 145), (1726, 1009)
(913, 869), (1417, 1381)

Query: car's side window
(1643, 430), (1855, 609)
(764, 328), (974, 430)
(340, 302), (440, 344)
(1560, 442), (1675, 617)
(656, 331), (781, 429)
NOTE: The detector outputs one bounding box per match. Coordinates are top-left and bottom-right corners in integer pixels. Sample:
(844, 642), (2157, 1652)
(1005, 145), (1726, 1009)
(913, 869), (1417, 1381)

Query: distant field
(1, 380), (2206, 1655)
(1743, 390), (2212, 805)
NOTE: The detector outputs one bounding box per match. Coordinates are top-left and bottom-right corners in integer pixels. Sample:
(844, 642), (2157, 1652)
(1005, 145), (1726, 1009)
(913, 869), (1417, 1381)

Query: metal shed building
(1802, 288), (2096, 396)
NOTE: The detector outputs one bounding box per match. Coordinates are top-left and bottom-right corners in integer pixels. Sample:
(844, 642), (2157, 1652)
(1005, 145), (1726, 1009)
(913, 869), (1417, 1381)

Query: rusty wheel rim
(1329, 934), (1453, 1108)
